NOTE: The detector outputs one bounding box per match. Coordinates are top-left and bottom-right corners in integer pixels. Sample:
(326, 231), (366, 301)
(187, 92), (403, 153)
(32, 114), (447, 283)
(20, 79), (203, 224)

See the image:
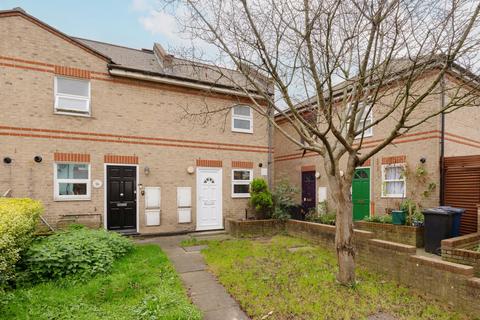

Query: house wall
(274, 76), (444, 216)
(443, 76), (480, 156)
(0, 15), (270, 234)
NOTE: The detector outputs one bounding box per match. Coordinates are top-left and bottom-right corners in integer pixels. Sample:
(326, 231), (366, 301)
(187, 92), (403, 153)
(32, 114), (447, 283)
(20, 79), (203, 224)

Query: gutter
(440, 75), (446, 206)
(109, 67), (266, 100)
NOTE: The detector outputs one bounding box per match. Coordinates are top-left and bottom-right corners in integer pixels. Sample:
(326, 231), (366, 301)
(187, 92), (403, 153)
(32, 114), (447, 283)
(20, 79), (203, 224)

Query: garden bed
(442, 233), (480, 276)
(354, 220), (424, 247)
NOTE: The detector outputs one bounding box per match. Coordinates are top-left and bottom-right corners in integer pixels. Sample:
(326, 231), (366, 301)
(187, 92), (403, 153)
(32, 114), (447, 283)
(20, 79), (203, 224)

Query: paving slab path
(137, 235), (249, 320)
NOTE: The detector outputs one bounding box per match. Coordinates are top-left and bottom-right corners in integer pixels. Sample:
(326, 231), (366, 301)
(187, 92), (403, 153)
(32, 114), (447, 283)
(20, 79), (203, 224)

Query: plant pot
(391, 210), (406, 225)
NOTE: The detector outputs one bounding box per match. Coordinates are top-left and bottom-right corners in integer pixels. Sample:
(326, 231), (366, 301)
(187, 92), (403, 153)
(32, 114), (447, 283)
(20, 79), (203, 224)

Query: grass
(180, 237), (209, 247)
(202, 235), (470, 320)
(1, 245), (201, 320)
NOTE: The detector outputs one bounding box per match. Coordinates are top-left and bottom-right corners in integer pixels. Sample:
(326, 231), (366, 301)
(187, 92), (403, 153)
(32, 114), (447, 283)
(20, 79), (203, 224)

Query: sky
(0, 0), (181, 51)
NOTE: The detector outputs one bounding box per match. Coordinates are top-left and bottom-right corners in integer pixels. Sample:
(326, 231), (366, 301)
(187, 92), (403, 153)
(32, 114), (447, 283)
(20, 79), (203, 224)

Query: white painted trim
(380, 163), (407, 198)
(231, 105), (253, 134)
(53, 163), (91, 201)
(103, 163), (140, 233)
(196, 167), (223, 231)
(54, 76), (91, 116)
(109, 68), (265, 99)
(231, 169), (253, 198)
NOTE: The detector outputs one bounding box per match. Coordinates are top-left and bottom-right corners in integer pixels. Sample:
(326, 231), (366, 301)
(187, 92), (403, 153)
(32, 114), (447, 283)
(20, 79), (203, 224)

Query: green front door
(352, 168), (370, 221)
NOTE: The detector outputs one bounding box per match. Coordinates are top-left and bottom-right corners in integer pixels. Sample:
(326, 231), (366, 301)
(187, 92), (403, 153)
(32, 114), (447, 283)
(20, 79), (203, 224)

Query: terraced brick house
(274, 62), (480, 235)
(0, 8), (273, 234)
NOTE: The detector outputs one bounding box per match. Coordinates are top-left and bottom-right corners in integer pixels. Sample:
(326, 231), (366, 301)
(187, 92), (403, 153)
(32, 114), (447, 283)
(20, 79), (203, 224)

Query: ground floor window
(54, 163), (91, 200)
(232, 169), (253, 198)
(381, 163), (406, 198)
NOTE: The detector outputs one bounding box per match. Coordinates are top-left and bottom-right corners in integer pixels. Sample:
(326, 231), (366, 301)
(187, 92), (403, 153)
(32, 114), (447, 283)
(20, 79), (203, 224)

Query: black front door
(107, 165), (137, 230)
(301, 171), (316, 210)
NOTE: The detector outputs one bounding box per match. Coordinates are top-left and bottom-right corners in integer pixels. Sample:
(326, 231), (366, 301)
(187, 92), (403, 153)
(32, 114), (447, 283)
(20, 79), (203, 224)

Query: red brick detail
(301, 165), (316, 172)
(54, 152), (90, 162)
(361, 159), (371, 166)
(381, 155), (406, 165)
(196, 159), (222, 167)
(232, 161), (254, 169)
(54, 65), (91, 79)
(104, 154), (138, 164)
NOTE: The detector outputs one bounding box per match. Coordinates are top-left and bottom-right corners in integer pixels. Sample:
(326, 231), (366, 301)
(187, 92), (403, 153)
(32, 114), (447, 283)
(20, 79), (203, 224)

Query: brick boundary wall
(442, 233), (480, 276)
(354, 221), (424, 247)
(225, 219), (285, 237)
(225, 219), (480, 317)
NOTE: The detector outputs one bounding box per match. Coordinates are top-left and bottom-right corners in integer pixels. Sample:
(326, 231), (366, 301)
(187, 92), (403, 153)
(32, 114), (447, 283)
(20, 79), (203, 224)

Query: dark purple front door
(301, 171), (316, 210)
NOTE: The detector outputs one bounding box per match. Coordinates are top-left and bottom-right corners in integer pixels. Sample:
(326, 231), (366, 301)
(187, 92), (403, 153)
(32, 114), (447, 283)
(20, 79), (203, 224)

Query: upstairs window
(347, 103), (373, 138)
(232, 105), (253, 133)
(54, 77), (91, 115)
(54, 163), (91, 201)
(232, 169), (253, 197)
(381, 163), (406, 198)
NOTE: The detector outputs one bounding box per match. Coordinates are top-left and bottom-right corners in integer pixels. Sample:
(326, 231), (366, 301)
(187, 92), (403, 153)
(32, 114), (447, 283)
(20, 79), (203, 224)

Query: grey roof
(75, 38), (163, 73)
(75, 38), (268, 93)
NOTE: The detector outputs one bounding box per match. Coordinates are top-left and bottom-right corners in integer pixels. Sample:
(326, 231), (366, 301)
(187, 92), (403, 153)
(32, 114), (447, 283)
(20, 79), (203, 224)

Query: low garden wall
(354, 221), (424, 247)
(442, 233), (480, 276)
(226, 218), (480, 317)
(225, 219), (285, 237)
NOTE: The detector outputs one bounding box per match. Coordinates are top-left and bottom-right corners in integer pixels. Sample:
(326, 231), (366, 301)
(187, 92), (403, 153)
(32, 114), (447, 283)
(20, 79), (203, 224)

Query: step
(115, 229), (140, 236)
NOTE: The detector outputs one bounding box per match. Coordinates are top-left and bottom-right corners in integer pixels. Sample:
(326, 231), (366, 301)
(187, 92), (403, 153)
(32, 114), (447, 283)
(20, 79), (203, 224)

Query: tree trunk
(325, 159), (356, 285)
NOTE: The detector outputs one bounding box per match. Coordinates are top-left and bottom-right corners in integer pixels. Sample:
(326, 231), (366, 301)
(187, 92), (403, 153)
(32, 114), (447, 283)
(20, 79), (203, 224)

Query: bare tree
(162, 0), (480, 285)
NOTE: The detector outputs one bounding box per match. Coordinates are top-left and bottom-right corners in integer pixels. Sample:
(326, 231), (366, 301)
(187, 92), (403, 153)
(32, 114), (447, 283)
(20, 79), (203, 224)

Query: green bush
(249, 178), (273, 219)
(0, 198), (43, 289)
(272, 180), (298, 221)
(305, 201), (337, 225)
(363, 215), (392, 224)
(19, 226), (133, 283)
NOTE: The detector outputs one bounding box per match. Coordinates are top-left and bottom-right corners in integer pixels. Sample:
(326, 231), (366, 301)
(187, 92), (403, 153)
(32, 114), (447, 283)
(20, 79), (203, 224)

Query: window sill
(232, 129), (253, 134)
(232, 194), (251, 198)
(354, 133), (373, 140)
(380, 195), (405, 199)
(54, 110), (91, 118)
(54, 197), (91, 202)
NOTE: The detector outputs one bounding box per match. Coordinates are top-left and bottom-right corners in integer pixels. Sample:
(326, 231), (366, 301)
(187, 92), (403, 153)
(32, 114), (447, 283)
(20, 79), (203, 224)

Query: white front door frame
(196, 167), (223, 231)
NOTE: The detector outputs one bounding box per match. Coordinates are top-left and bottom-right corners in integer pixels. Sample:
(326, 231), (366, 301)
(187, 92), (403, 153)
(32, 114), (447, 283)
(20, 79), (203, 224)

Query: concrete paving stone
(180, 270), (218, 284)
(203, 307), (251, 320)
(367, 313), (398, 320)
(143, 235), (250, 320)
(190, 291), (238, 312)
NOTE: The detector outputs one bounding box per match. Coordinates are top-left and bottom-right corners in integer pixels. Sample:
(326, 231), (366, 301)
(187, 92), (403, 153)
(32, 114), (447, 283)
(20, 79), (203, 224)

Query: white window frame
(381, 163), (406, 198)
(231, 105), (253, 133)
(54, 163), (91, 201)
(347, 103), (373, 139)
(54, 76), (91, 116)
(232, 169), (253, 198)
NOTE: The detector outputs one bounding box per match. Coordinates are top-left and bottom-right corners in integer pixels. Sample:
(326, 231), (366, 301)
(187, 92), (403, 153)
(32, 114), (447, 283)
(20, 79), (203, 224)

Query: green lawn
(1, 245), (201, 320)
(202, 236), (470, 320)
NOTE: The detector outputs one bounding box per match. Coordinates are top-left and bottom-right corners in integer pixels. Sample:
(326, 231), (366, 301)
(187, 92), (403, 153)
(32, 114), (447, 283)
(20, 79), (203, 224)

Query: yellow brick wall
(0, 15), (271, 233)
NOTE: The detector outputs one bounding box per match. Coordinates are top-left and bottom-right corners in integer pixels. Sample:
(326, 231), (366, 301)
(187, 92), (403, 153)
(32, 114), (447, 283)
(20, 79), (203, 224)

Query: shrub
(272, 180), (298, 221)
(0, 198), (43, 289)
(249, 178), (273, 219)
(363, 215), (392, 224)
(306, 207), (336, 225)
(19, 226), (133, 283)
